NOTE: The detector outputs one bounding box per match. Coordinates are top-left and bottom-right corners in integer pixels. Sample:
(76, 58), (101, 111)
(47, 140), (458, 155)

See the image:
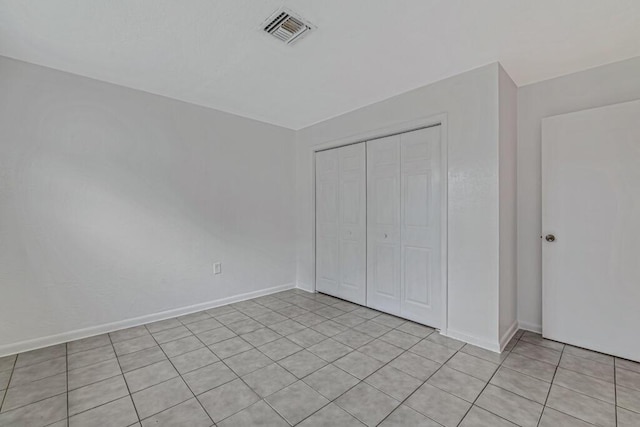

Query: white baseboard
(0, 283), (295, 357)
(518, 320), (542, 334)
(499, 320), (519, 352)
(443, 328), (501, 353)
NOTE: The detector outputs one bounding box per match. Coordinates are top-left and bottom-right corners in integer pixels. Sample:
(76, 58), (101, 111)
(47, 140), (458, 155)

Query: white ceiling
(1, 1), (639, 129)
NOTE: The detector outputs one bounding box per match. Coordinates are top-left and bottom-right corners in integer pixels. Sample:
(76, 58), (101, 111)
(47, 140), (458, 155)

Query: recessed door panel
(404, 173), (430, 227)
(340, 240), (361, 289)
(316, 237), (338, 287)
(317, 182), (337, 223)
(374, 176), (396, 225)
(374, 244), (397, 297)
(404, 247), (431, 306)
(341, 180), (360, 224)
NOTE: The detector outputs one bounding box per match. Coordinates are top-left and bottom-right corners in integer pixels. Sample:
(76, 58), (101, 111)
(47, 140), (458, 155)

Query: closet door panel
(366, 136), (401, 314)
(400, 126), (442, 327)
(315, 149), (340, 296)
(337, 143), (367, 305)
(404, 247), (431, 304)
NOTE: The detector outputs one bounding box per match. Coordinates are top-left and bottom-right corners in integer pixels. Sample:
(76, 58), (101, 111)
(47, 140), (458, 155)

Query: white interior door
(315, 143), (366, 305)
(367, 135), (401, 314)
(400, 127), (442, 327)
(542, 99), (640, 361)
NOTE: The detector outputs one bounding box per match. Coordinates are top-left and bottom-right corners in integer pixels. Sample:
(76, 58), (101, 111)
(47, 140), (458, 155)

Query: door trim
(311, 113), (448, 333)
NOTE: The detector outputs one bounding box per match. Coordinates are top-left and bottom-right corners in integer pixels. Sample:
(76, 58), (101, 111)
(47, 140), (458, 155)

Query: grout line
(549, 377), (618, 406)
(107, 332), (142, 425)
(535, 334), (564, 427)
(67, 358), (121, 387)
(492, 363), (555, 388)
(3, 359), (68, 387)
(372, 331), (460, 426)
(162, 291), (484, 425)
(555, 363), (617, 384)
(0, 386), (67, 415)
(142, 324), (215, 426)
(450, 332), (525, 427)
(8, 289), (630, 426)
(198, 351), (279, 423)
(65, 343), (69, 425)
(0, 392), (70, 425)
(66, 392), (134, 420)
(1, 370), (69, 415)
(0, 355), (18, 412)
(266, 295), (443, 425)
(0, 290), (296, 425)
(1, 293), (407, 425)
(1, 348), (71, 422)
(613, 357), (617, 426)
(156, 292), (317, 424)
(62, 345), (162, 423)
(62, 318), (485, 427)
(212, 290), (364, 425)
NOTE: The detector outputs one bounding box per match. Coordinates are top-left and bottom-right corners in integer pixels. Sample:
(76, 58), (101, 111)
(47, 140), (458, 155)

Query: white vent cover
(263, 8), (314, 45)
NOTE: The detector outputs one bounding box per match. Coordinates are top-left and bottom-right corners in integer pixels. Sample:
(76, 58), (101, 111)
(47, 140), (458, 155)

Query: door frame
(311, 113), (449, 333)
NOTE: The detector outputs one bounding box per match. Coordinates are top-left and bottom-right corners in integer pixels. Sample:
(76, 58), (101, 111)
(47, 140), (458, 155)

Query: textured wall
(0, 57), (296, 352)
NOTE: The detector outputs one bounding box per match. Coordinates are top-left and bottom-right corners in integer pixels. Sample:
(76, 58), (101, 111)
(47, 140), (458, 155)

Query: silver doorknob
(384, 233), (388, 239)
(545, 234), (556, 242)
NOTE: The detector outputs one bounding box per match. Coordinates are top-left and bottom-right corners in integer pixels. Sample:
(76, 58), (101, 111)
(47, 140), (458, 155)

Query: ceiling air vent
(263, 8), (314, 45)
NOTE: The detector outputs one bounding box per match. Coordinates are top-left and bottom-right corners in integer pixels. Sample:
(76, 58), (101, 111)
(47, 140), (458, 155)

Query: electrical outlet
(213, 262), (222, 275)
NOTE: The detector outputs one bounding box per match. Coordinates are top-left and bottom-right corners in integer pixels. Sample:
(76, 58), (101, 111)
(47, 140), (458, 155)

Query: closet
(315, 125), (443, 328)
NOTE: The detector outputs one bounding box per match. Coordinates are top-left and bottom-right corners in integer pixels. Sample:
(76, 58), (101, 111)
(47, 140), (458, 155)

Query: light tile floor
(1, 288), (639, 426)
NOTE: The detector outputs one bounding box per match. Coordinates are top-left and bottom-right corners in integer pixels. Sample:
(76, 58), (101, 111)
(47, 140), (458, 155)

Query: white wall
(517, 56), (640, 332)
(15, 49), (636, 354)
(296, 63), (508, 351)
(0, 57), (296, 355)
(498, 65), (518, 345)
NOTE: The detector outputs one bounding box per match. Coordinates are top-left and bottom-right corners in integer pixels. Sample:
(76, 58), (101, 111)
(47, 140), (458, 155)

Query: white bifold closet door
(367, 126), (442, 328)
(315, 143), (366, 305)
